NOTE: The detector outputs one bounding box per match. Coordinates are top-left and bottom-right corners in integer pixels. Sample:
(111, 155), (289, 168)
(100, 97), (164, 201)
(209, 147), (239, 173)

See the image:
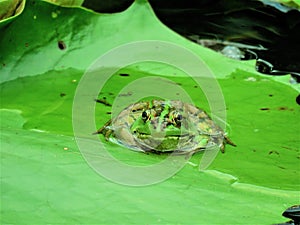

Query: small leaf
(0, 0), (25, 25)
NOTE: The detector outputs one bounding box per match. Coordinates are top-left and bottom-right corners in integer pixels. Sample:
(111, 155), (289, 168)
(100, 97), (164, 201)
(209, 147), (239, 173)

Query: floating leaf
(0, 0), (299, 224)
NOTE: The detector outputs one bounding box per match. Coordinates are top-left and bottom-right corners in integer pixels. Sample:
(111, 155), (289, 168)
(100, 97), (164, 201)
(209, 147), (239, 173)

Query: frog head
(130, 102), (195, 151)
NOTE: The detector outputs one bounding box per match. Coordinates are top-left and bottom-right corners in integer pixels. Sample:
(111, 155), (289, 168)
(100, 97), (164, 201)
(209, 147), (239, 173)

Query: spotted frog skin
(95, 100), (236, 154)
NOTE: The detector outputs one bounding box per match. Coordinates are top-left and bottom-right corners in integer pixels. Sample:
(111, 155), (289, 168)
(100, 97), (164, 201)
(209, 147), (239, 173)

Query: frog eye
(169, 111), (182, 126)
(176, 113), (182, 122)
(142, 110), (150, 122)
(174, 112), (182, 125)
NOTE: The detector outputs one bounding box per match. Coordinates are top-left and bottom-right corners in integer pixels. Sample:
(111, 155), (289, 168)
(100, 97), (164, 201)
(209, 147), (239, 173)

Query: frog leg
(104, 129), (113, 140)
(224, 136), (236, 147)
(220, 143), (225, 153)
(220, 136), (237, 153)
(93, 119), (112, 138)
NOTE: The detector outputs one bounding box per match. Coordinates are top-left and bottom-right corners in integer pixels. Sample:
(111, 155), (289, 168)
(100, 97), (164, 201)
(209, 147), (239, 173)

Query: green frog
(94, 100), (236, 154)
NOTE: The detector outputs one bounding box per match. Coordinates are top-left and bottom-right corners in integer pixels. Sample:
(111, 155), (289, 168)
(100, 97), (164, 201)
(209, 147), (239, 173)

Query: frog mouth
(133, 131), (195, 152)
(134, 132), (191, 139)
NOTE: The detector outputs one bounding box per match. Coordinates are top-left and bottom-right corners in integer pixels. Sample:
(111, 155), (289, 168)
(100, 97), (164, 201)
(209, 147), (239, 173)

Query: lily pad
(0, 0), (299, 224)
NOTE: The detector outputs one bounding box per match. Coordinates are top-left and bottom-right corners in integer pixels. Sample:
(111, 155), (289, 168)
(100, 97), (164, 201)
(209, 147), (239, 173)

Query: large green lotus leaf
(1, 108), (299, 224)
(0, 0), (260, 83)
(1, 0), (299, 224)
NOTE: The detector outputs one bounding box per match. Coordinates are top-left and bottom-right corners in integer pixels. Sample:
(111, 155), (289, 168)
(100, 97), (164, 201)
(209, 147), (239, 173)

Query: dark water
(83, 0), (300, 77)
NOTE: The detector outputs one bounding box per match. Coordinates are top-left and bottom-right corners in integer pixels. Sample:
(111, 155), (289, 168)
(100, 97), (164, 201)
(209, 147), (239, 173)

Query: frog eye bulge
(175, 113), (182, 122)
(174, 112), (182, 125)
(168, 111), (182, 126)
(142, 110), (151, 122)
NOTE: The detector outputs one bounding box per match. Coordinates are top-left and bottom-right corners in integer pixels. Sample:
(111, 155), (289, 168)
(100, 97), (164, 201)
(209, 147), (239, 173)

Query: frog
(94, 100), (236, 154)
